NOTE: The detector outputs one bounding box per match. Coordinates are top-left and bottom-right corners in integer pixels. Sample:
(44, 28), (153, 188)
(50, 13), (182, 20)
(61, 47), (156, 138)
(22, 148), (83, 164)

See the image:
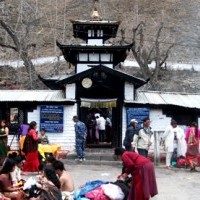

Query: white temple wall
(77, 63), (113, 73)
(65, 83), (76, 99)
(8, 104), (78, 152)
(87, 39), (103, 45)
(28, 105), (77, 151)
(149, 109), (171, 131)
(124, 82), (134, 101)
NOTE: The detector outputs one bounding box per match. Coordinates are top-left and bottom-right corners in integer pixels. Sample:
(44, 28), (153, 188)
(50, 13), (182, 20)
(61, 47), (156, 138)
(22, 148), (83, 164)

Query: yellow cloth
(38, 144), (61, 157)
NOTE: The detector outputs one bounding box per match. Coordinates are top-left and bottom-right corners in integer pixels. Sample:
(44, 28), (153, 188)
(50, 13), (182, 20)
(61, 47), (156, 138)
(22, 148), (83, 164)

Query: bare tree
(131, 22), (174, 88)
(0, 1), (43, 89)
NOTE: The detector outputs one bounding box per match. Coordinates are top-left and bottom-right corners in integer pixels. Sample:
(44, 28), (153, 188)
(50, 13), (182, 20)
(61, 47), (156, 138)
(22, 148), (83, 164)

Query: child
(38, 128), (49, 145)
(10, 156), (24, 186)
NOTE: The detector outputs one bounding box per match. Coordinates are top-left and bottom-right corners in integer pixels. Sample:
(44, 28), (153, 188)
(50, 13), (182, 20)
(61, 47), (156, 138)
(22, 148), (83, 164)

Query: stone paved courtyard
(65, 163), (200, 200)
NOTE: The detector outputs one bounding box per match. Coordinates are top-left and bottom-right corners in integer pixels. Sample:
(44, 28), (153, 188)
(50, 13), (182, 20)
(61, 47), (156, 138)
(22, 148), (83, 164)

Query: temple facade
(0, 4), (200, 151)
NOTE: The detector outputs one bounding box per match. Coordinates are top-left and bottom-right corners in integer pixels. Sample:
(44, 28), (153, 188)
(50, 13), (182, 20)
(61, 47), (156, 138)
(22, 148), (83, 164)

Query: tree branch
(0, 43), (17, 51)
(159, 44), (174, 66)
(0, 20), (20, 50)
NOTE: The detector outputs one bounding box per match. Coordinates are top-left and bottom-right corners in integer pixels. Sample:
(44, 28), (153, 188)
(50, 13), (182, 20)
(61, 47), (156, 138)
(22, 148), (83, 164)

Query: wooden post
(154, 131), (160, 165)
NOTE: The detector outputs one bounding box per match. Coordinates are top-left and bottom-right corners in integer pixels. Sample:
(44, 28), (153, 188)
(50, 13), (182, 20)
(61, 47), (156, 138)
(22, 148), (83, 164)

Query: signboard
(40, 105), (64, 133)
(126, 107), (149, 128)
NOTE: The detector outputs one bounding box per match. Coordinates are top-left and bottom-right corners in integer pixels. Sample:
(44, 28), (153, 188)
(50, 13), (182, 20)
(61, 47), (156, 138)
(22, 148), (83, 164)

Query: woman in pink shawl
(185, 122), (200, 171)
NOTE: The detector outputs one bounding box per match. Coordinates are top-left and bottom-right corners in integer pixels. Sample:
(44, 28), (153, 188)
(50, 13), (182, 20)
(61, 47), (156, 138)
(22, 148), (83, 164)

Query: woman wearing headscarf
(185, 122), (200, 171)
(22, 121), (40, 172)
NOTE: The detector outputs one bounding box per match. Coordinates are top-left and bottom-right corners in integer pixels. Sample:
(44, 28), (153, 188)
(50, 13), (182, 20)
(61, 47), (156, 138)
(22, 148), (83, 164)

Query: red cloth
(85, 186), (109, 200)
(23, 151), (39, 172)
(121, 151), (158, 200)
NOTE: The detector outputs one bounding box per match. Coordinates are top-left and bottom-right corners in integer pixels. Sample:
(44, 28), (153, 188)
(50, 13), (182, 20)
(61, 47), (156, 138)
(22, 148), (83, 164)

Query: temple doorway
(79, 102), (120, 148)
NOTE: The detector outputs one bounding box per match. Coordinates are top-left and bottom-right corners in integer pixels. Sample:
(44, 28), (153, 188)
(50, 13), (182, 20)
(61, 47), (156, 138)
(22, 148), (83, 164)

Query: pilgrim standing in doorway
(105, 116), (112, 143)
(96, 114), (106, 143)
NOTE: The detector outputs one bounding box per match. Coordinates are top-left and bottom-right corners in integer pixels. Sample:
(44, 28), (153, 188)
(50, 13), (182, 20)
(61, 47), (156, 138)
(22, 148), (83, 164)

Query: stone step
(62, 158), (122, 166)
(67, 152), (117, 161)
(85, 147), (114, 153)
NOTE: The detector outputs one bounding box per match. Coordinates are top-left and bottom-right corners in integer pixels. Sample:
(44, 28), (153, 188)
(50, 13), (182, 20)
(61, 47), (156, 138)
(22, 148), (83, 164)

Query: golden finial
(91, 0), (101, 20)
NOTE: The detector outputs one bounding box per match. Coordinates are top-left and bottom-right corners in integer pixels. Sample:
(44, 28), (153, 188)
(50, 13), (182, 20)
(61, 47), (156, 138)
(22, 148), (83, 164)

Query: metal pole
(154, 131), (160, 165)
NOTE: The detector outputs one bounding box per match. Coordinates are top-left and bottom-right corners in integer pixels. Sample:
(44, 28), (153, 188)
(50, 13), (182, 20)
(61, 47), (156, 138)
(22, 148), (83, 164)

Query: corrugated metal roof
(0, 90), (73, 102)
(127, 90), (200, 109)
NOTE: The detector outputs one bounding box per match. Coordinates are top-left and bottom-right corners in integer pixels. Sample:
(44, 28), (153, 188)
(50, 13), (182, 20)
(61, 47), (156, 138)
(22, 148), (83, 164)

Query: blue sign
(40, 105), (64, 133)
(126, 108), (149, 128)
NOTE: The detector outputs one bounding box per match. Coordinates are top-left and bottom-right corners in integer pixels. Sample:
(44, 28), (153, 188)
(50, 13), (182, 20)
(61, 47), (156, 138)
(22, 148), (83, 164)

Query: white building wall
(124, 82), (134, 101)
(65, 83), (76, 99)
(149, 109), (171, 131)
(8, 104), (78, 152)
(77, 63), (113, 73)
(87, 39), (103, 45)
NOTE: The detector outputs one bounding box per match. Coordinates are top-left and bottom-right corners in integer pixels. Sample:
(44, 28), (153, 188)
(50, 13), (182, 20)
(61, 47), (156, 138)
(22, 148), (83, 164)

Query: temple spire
(91, 0), (101, 20)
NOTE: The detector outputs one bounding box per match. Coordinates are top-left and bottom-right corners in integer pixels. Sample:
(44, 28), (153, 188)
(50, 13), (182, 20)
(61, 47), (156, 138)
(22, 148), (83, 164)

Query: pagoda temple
(40, 3), (147, 147)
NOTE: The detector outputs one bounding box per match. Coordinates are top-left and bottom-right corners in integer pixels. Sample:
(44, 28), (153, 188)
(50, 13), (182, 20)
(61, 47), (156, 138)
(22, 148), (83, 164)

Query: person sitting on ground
(36, 166), (62, 200)
(10, 156), (24, 186)
(0, 158), (25, 200)
(46, 156), (57, 166)
(38, 129), (49, 145)
(52, 160), (74, 199)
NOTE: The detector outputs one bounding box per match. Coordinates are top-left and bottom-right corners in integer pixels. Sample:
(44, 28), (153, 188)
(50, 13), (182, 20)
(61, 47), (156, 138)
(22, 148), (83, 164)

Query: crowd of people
(123, 117), (200, 171)
(86, 113), (112, 144)
(0, 116), (199, 200)
(0, 153), (74, 200)
(0, 120), (75, 200)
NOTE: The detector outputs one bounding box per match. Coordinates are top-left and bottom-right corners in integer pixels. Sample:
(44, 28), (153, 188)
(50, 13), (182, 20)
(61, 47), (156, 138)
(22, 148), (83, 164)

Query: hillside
(0, 0), (200, 91)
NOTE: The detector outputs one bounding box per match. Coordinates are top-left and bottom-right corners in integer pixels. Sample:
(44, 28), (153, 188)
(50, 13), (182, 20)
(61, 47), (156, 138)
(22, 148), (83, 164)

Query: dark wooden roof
(56, 41), (133, 66)
(57, 65), (146, 89)
(71, 20), (121, 41)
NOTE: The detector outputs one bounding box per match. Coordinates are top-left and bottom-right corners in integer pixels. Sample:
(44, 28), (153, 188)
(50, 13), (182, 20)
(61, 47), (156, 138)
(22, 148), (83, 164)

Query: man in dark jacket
(123, 119), (138, 151)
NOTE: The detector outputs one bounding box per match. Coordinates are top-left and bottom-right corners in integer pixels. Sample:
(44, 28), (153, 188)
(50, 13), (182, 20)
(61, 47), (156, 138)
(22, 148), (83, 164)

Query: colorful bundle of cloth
(74, 180), (128, 200)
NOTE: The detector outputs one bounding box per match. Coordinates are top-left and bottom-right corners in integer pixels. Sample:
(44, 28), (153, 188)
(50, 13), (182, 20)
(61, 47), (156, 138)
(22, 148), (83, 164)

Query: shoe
(79, 158), (83, 162)
(190, 168), (197, 172)
(82, 158), (86, 161)
(166, 165), (173, 169)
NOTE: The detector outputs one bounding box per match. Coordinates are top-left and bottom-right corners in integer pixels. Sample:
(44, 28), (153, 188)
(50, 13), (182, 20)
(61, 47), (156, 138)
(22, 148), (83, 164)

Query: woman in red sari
(185, 122), (200, 171)
(114, 147), (158, 200)
(22, 121), (40, 172)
